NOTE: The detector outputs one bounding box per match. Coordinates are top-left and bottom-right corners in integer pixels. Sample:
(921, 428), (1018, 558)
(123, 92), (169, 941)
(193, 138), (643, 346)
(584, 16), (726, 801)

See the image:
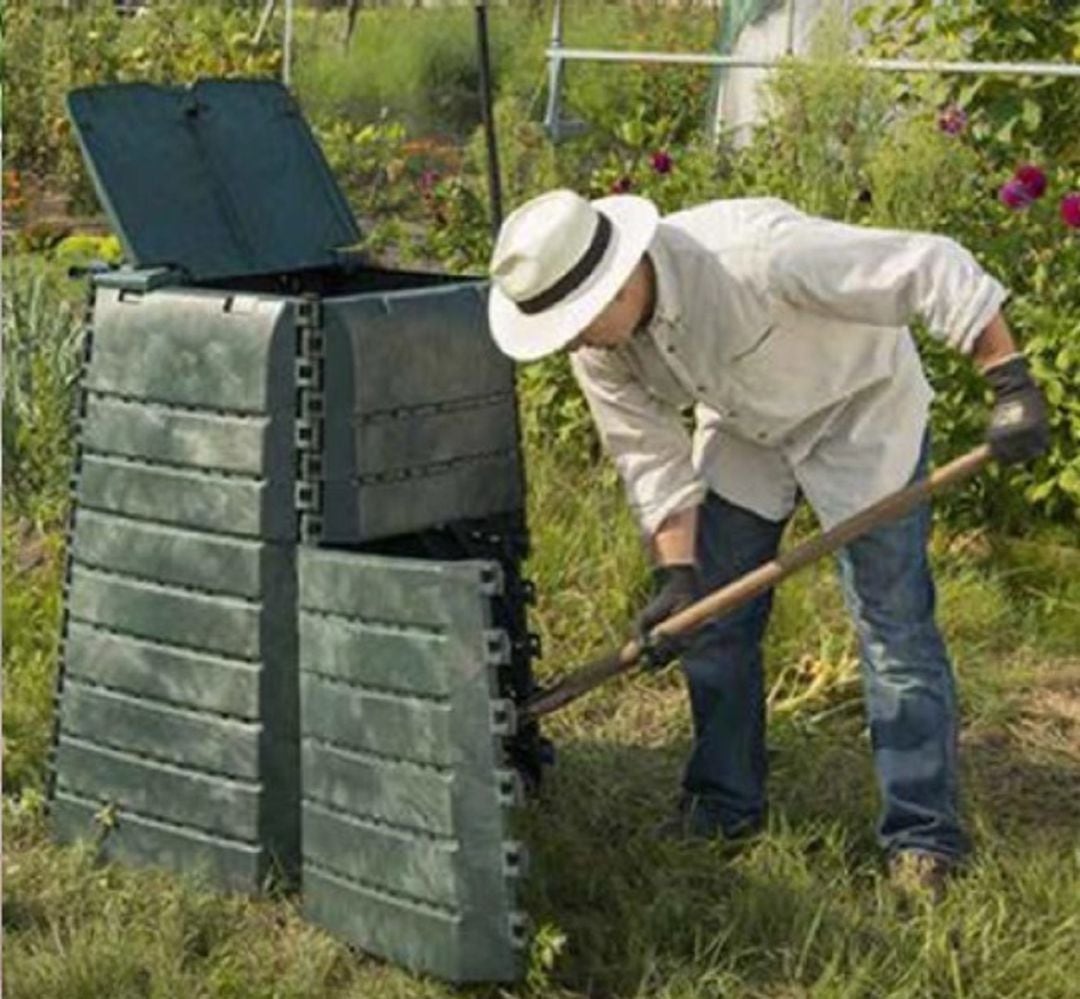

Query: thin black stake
(475, 1), (503, 236)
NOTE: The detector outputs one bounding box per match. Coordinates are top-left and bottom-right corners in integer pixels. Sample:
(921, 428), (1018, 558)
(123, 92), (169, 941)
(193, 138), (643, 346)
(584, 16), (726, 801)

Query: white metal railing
(542, 0), (1080, 143)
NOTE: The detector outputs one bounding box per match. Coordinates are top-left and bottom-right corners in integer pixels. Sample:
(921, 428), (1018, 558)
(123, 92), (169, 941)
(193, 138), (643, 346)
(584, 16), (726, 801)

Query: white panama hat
(487, 189), (660, 362)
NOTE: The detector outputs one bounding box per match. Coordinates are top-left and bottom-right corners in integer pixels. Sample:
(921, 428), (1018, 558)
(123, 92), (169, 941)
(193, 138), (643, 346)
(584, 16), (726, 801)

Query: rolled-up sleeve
(764, 207), (1008, 354)
(570, 348), (705, 536)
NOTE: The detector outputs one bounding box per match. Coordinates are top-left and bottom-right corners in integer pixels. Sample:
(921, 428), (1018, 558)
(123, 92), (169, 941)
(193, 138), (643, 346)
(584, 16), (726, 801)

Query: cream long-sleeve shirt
(570, 198), (1007, 534)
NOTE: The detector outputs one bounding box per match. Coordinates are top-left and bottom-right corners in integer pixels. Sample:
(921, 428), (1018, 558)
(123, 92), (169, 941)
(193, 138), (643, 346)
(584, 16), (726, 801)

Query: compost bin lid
(67, 79), (362, 282)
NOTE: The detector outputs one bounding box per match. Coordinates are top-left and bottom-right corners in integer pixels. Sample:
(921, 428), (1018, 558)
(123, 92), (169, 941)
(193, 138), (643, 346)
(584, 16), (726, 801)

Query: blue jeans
(681, 439), (969, 859)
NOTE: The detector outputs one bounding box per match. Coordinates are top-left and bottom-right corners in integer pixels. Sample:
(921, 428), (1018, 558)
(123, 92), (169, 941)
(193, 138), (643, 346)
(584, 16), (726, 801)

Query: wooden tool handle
(524, 445), (991, 719)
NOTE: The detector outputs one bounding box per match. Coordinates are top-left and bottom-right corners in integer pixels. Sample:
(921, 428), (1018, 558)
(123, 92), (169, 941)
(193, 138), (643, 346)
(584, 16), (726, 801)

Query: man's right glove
(634, 563), (702, 671)
(984, 355), (1050, 465)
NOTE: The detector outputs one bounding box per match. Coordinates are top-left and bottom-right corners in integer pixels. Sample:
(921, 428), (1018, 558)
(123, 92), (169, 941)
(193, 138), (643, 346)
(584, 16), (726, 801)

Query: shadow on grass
(520, 709), (1080, 996)
(518, 735), (883, 995)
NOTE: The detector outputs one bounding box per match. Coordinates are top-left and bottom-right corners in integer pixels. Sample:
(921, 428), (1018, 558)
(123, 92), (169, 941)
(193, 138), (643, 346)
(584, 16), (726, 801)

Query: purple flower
(650, 150), (673, 175)
(1061, 192), (1080, 229)
(937, 104), (968, 135)
(1014, 164), (1047, 200)
(998, 179), (1033, 210)
(418, 169), (439, 193)
(611, 176), (634, 194)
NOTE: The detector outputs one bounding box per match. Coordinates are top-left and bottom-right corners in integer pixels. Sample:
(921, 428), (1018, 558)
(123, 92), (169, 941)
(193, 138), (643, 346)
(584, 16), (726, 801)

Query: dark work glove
(634, 563), (702, 671)
(984, 356), (1050, 465)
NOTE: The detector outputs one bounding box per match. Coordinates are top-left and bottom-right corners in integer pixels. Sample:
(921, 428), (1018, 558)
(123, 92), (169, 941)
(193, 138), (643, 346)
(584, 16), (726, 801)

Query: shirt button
(696, 384), (707, 393)
(665, 344), (676, 353)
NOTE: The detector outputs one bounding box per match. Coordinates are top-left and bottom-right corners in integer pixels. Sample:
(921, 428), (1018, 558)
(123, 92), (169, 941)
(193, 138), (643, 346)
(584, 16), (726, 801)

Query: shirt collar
(645, 227), (681, 328)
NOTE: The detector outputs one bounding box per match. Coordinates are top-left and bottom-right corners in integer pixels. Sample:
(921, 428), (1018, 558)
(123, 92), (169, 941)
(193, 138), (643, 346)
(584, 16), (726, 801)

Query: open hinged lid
(67, 79), (362, 283)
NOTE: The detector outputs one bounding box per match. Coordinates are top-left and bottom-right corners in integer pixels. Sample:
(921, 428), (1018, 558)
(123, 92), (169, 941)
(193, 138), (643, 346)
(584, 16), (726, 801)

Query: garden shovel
(524, 444), (992, 719)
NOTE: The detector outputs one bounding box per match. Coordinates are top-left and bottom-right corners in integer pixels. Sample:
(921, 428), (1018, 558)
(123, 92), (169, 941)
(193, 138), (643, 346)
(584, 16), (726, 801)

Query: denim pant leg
(834, 443), (970, 860)
(680, 492), (788, 833)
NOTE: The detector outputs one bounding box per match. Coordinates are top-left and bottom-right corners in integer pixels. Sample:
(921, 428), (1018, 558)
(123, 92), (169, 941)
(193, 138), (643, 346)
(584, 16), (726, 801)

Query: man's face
(568, 257), (653, 352)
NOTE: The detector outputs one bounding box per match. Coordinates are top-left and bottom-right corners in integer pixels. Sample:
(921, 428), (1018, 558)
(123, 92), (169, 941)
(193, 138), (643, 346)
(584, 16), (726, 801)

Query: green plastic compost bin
(49, 78), (538, 983)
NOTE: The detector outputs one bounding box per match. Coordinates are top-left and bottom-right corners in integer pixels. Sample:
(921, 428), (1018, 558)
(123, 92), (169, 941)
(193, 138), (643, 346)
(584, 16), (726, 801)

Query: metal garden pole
(543, 0), (567, 141)
(283, 0), (294, 87)
(475, 0), (503, 237)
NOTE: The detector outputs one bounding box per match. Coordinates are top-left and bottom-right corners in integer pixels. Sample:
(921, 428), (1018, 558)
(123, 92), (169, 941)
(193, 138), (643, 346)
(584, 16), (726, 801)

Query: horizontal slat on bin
(52, 790), (263, 891)
(64, 622), (260, 718)
(304, 863), (519, 984)
(72, 510), (285, 599)
(67, 565), (262, 660)
(298, 612), (451, 697)
(87, 288), (293, 414)
(324, 288), (511, 416)
(320, 455), (522, 545)
(54, 736), (260, 841)
(303, 801), (459, 907)
(300, 674), (453, 767)
(297, 549), (491, 628)
(60, 681), (261, 778)
(324, 397), (518, 479)
(78, 455), (294, 541)
(81, 393), (284, 477)
(304, 863), (463, 977)
(301, 738), (454, 835)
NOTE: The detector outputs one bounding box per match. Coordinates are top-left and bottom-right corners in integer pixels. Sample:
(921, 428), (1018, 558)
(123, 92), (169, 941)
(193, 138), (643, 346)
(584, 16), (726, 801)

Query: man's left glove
(634, 563), (702, 671)
(984, 355), (1050, 465)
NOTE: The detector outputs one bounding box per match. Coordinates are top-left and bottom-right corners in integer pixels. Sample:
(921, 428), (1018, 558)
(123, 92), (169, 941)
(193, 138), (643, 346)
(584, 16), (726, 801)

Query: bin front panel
(299, 548), (526, 983)
(50, 286), (300, 892)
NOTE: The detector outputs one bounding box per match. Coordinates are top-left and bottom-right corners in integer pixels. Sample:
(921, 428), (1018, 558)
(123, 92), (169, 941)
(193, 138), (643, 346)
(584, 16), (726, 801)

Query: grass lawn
(4, 443), (1078, 998)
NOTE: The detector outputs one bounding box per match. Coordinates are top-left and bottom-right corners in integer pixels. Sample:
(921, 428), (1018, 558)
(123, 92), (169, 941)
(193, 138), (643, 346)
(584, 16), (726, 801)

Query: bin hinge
(295, 294), (325, 544)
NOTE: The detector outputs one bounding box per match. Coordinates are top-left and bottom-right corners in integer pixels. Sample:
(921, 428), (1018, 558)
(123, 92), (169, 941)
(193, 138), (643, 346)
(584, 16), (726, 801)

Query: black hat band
(516, 212), (613, 316)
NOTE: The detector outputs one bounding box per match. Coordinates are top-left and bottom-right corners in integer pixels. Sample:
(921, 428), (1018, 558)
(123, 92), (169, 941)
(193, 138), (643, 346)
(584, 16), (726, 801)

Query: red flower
(998, 179), (1033, 210)
(611, 176), (633, 194)
(650, 150), (673, 175)
(1061, 192), (1080, 229)
(1014, 164), (1047, 200)
(936, 104), (967, 135)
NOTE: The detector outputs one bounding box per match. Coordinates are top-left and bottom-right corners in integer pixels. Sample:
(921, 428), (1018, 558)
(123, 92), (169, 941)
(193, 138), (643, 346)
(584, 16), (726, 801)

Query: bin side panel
(319, 285), (524, 543)
(298, 549), (524, 983)
(50, 282), (300, 894)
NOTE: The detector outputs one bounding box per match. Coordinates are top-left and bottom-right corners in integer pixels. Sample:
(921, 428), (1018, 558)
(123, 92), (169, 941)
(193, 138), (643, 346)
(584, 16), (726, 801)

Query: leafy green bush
(855, 0), (1080, 164)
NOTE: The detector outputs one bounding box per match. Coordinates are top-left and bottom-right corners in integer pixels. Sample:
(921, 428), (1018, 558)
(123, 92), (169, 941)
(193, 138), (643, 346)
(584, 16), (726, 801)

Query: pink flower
(1014, 163), (1047, 200)
(611, 176), (633, 194)
(650, 150), (673, 175)
(1061, 192), (1080, 229)
(418, 169), (439, 193)
(937, 104), (967, 135)
(998, 179), (1033, 210)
